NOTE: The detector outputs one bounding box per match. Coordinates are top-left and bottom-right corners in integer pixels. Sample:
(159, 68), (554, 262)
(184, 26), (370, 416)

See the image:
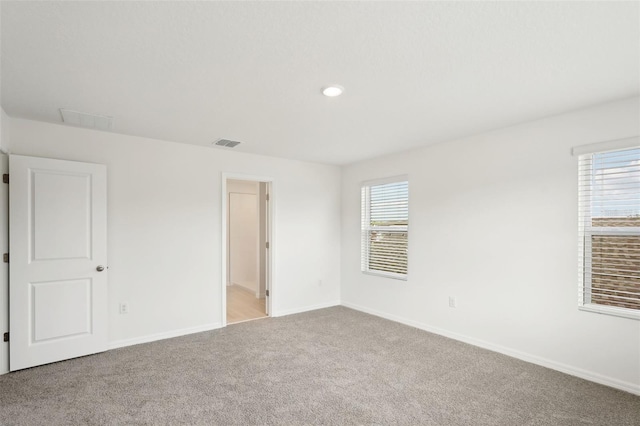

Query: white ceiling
(1, 1), (638, 165)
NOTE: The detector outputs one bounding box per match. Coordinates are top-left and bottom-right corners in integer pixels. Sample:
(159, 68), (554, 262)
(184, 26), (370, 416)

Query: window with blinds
(361, 177), (408, 280)
(578, 146), (640, 319)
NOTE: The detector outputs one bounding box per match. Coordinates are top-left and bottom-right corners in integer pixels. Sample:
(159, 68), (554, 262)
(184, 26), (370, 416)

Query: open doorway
(223, 177), (271, 325)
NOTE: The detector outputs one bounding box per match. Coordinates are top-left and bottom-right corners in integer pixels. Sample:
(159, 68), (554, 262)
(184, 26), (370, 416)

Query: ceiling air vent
(213, 138), (241, 148)
(60, 109), (113, 131)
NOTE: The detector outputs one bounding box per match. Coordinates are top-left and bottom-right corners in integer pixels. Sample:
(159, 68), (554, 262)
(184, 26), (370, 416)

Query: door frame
(0, 152), (8, 375)
(221, 173), (274, 327)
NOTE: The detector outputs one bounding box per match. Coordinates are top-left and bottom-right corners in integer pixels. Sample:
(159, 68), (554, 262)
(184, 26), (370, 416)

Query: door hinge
(265, 290), (269, 297)
(2, 174), (8, 184)
(3, 332), (8, 342)
(2, 253), (7, 263)
(266, 194), (269, 201)
(266, 242), (269, 249)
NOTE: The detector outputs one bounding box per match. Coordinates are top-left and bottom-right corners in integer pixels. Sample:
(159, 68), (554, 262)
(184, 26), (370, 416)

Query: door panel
(10, 155), (107, 371)
(32, 278), (92, 342)
(32, 171), (92, 260)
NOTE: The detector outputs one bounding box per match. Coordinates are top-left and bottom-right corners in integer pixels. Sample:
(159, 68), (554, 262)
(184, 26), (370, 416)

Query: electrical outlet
(119, 302), (129, 314)
(448, 296), (457, 308)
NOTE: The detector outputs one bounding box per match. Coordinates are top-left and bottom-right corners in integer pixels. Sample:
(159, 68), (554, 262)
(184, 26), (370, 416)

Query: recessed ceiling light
(322, 85), (344, 97)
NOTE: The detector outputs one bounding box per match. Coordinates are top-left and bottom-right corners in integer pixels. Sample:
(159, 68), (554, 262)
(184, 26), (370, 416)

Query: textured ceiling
(1, 1), (638, 165)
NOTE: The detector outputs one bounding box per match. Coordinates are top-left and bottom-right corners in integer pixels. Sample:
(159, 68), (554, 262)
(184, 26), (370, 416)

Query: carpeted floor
(0, 306), (638, 425)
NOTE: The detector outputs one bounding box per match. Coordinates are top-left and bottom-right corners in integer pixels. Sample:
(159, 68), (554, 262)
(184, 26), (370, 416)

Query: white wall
(6, 118), (342, 347)
(0, 108), (9, 152)
(341, 97), (640, 394)
(227, 179), (259, 293)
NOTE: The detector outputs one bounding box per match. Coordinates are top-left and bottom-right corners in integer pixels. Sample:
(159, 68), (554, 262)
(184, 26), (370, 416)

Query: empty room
(0, 1), (639, 425)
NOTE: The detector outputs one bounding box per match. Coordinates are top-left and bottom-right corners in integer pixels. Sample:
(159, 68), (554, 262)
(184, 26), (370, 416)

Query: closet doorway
(223, 177), (271, 325)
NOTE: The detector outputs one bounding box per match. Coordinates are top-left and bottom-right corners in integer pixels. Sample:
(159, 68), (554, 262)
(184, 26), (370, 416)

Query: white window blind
(361, 177), (408, 280)
(578, 146), (640, 319)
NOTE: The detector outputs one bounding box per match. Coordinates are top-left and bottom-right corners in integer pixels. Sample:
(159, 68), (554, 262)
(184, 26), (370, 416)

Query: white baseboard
(272, 300), (341, 318)
(59, 299), (340, 354)
(341, 301), (640, 396)
(108, 322), (222, 351)
(109, 299), (339, 350)
(232, 281), (257, 294)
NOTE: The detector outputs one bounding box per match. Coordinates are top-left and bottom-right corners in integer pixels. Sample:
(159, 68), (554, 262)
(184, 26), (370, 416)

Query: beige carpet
(0, 306), (638, 425)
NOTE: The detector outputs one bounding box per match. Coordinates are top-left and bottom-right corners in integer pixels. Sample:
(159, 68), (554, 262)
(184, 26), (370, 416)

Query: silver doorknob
(96, 265), (105, 272)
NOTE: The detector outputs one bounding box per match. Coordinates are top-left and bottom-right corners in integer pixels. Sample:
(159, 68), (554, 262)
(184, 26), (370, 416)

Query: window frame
(360, 176), (409, 281)
(577, 142), (640, 321)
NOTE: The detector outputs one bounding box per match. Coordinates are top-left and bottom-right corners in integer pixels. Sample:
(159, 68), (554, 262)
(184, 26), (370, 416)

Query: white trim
(341, 301), (640, 396)
(361, 174), (409, 187)
(271, 300), (341, 318)
(108, 322), (222, 350)
(0, 153), (7, 375)
(571, 136), (639, 156)
(362, 270), (408, 281)
(579, 304), (640, 321)
(221, 172), (275, 328)
(230, 281), (258, 295)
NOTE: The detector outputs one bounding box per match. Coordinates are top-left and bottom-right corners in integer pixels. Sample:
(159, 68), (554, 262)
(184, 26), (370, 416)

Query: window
(578, 145), (640, 319)
(361, 177), (408, 280)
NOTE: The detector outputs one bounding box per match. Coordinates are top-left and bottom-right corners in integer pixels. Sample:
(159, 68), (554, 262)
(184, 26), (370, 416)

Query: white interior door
(9, 155), (108, 371)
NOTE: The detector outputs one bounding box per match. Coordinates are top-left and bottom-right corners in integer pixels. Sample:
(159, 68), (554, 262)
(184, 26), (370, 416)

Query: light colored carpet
(0, 306), (638, 425)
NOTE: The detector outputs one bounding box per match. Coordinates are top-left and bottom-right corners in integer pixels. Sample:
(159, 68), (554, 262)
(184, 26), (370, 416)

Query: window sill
(362, 270), (408, 281)
(579, 304), (640, 321)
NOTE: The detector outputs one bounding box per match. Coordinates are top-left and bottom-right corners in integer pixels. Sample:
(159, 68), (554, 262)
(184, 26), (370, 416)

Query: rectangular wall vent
(214, 139), (241, 148)
(60, 109), (113, 131)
